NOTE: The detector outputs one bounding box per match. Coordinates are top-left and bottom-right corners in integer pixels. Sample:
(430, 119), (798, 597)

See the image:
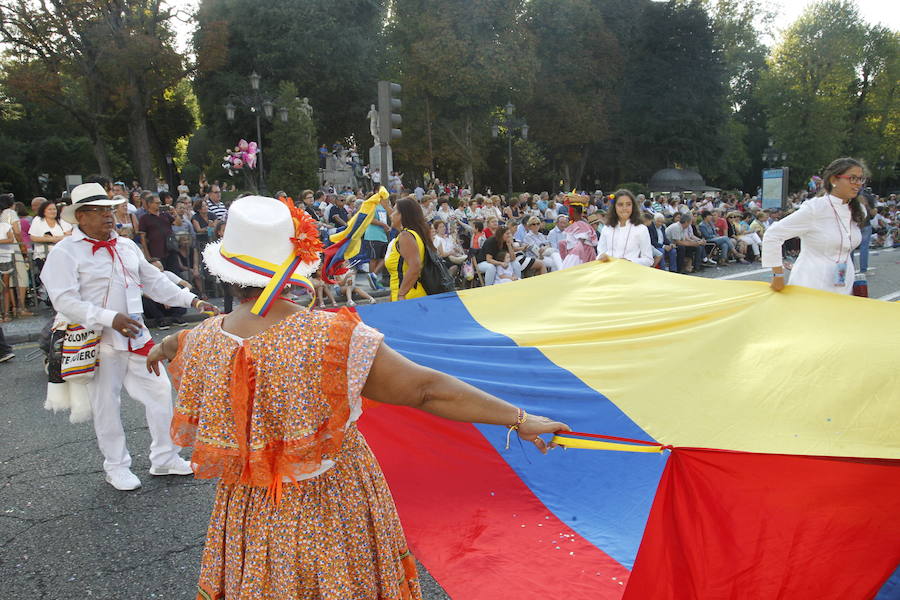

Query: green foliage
(388, 0), (537, 188)
(267, 81), (319, 194)
(759, 0), (872, 184)
(621, 1), (730, 181)
(193, 0), (385, 158)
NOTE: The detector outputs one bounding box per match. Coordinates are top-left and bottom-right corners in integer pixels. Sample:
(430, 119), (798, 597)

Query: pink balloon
(238, 139), (249, 152)
(247, 142), (258, 155)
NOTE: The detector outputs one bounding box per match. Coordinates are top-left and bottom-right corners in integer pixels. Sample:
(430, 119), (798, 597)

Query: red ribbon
(84, 237), (117, 258)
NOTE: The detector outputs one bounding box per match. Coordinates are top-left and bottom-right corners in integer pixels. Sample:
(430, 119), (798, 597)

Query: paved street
(0, 334), (448, 600)
(702, 246), (900, 300)
(1, 248), (896, 600)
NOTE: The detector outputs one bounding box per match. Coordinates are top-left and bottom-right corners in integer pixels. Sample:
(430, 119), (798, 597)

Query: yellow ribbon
(551, 435), (665, 453)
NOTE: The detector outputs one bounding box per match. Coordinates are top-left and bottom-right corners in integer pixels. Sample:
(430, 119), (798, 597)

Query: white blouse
(761, 195), (862, 294)
(598, 223), (654, 267)
(30, 217), (73, 259)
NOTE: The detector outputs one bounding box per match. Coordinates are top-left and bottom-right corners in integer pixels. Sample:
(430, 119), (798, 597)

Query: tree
(388, 0), (537, 190)
(758, 1), (866, 183)
(267, 82), (319, 194)
(0, 0), (203, 187)
(521, 0), (622, 190)
(619, 1), (730, 182)
(193, 0), (385, 171)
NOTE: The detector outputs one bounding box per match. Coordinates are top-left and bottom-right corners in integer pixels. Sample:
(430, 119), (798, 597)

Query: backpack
(419, 244), (455, 295)
(397, 230), (455, 296)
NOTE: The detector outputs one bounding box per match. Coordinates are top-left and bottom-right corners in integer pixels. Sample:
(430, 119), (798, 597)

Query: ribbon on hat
(219, 198), (322, 316)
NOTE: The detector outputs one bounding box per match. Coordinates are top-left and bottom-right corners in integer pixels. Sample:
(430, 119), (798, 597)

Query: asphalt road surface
(0, 349), (449, 600)
(2, 247), (896, 600)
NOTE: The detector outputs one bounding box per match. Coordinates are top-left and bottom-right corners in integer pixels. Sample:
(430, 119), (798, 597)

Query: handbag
(44, 321), (101, 423)
(166, 233), (179, 253)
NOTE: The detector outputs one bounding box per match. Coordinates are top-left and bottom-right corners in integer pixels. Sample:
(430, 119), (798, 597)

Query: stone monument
(367, 103), (393, 175)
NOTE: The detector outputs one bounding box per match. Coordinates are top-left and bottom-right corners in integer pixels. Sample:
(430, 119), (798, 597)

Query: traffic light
(377, 80), (402, 142)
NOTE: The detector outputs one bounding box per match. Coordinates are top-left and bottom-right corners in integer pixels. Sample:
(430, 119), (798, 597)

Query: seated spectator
(648, 213), (678, 271)
(731, 212), (761, 261)
(433, 220), (468, 278)
(471, 221), (486, 251)
(522, 216), (562, 271)
(750, 211), (767, 238)
(666, 213), (706, 273)
(484, 216), (500, 238)
(337, 266), (375, 307)
(477, 225), (518, 285)
(141, 258), (190, 329)
(547, 215), (569, 254)
(492, 249), (518, 284)
(699, 210), (746, 265)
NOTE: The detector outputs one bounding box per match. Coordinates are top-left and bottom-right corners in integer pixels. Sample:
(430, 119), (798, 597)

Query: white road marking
(716, 268), (769, 280)
(877, 290), (900, 302)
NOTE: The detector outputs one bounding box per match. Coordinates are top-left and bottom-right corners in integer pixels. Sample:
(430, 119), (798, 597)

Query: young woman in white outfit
(597, 189), (654, 267)
(763, 157), (867, 294)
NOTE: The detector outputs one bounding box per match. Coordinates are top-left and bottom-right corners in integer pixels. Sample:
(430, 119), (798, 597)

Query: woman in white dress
(597, 189), (654, 267)
(763, 157), (867, 294)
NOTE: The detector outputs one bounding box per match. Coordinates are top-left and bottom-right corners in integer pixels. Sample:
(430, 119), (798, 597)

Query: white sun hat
(202, 195), (321, 314)
(62, 183), (124, 223)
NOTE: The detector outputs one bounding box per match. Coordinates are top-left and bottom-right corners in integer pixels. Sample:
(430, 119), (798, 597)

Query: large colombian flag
(353, 259), (900, 600)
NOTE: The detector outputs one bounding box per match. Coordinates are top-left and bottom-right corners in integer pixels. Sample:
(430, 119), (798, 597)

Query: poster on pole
(762, 168), (789, 210)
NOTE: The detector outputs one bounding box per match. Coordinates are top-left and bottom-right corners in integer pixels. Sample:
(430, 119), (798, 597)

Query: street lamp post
(761, 138), (787, 168)
(492, 101), (528, 202)
(224, 71), (290, 196)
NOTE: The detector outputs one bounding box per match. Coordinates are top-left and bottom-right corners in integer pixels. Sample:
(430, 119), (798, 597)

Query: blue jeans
(662, 247), (678, 271)
(855, 225), (872, 272)
(708, 236), (732, 260)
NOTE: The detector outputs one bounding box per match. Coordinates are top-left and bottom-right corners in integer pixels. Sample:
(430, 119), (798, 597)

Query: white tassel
(45, 382), (71, 413)
(68, 383), (93, 424)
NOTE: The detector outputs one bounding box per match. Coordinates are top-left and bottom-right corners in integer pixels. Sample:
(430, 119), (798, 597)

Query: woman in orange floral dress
(147, 195), (569, 600)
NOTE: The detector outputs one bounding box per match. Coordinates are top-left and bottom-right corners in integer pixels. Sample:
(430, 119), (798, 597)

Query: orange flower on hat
(279, 197), (322, 264)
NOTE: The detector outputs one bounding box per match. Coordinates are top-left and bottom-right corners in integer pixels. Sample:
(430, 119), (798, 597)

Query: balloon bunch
(222, 139), (258, 176)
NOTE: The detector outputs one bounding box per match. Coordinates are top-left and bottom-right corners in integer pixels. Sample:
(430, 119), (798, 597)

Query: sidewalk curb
(7, 311), (210, 347)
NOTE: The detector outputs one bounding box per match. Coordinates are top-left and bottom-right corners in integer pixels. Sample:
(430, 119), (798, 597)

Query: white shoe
(149, 456), (193, 476)
(105, 469), (142, 491)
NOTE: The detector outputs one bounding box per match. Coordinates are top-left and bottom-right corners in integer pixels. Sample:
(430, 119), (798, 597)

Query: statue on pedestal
(298, 97), (313, 119)
(367, 104), (381, 146)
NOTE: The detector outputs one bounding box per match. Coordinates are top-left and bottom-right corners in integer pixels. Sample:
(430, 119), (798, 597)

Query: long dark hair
(396, 197), (434, 251)
(607, 189), (643, 227)
(821, 157), (868, 226)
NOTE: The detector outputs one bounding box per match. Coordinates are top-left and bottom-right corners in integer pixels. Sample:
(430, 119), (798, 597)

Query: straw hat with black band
(62, 183), (124, 223)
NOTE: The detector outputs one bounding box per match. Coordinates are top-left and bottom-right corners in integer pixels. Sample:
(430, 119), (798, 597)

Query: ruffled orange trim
(173, 310), (363, 501)
(166, 329), (192, 391)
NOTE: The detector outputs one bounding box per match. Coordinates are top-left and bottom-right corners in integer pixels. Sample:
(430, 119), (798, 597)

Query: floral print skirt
(197, 431), (421, 600)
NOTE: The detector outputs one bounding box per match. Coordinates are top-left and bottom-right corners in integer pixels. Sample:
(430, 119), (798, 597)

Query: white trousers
(87, 344), (180, 473)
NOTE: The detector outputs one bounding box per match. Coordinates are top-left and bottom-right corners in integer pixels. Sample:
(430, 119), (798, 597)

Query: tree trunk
(126, 76), (156, 190)
(562, 163), (571, 191)
(91, 134), (113, 177)
(574, 145), (590, 190)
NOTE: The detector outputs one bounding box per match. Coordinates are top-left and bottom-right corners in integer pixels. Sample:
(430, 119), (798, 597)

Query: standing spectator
(205, 185), (228, 222)
(371, 167), (382, 190)
(363, 196), (391, 290)
(0, 216), (15, 321)
(127, 189), (142, 215)
(15, 202), (32, 255)
(138, 194), (174, 263)
(113, 198), (139, 240)
(30, 200), (73, 269)
(42, 183), (219, 490)
(191, 199), (214, 249)
(0, 194), (31, 317)
(171, 198), (194, 238)
(176, 179), (190, 197)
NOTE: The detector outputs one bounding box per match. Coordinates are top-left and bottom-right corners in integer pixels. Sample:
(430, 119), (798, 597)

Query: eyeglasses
(835, 175), (867, 185)
(78, 206), (114, 214)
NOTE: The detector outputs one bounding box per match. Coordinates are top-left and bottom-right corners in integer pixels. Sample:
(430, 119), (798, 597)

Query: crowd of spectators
(1, 173), (897, 323)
